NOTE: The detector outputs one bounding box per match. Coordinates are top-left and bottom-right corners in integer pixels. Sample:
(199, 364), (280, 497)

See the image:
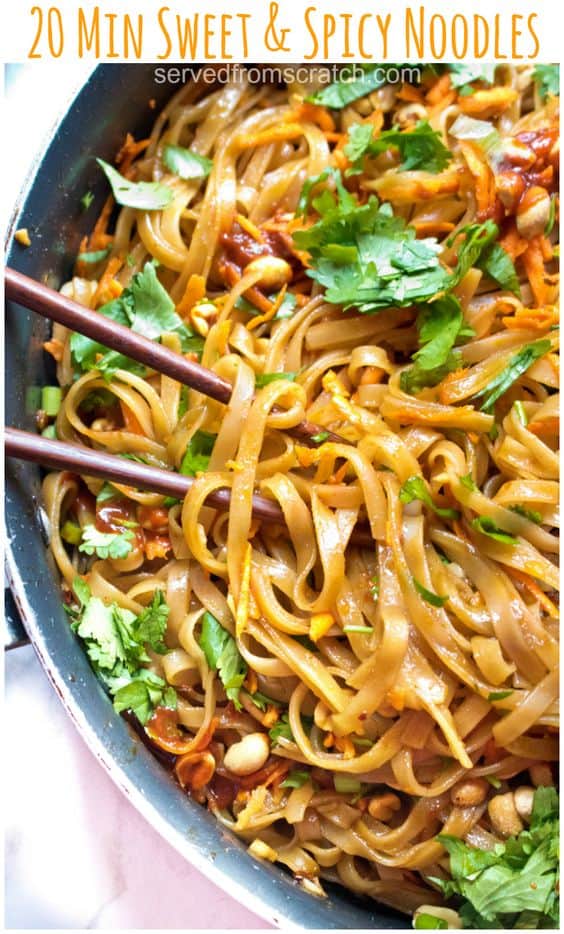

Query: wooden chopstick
(5, 267), (345, 448)
(5, 428), (373, 547)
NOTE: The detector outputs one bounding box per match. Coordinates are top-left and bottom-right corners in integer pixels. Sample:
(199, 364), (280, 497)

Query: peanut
(513, 786), (535, 823)
(223, 731), (270, 776)
(488, 792), (524, 838)
(516, 186), (551, 240)
(450, 778), (489, 808)
(245, 256), (292, 290)
(367, 793), (401, 821)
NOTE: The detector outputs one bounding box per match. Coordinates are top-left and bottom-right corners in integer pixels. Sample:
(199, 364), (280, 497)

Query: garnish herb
(334, 774), (362, 794)
(78, 524), (135, 560)
(460, 473), (478, 492)
(413, 578), (448, 607)
(180, 430), (216, 477)
(487, 690), (514, 701)
(311, 431), (330, 444)
(70, 261), (204, 377)
(307, 64), (404, 109)
(414, 914), (448, 930)
(280, 770), (310, 789)
(80, 190), (95, 211)
(447, 63), (497, 94)
(400, 475), (460, 519)
(255, 372), (297, 387)
(432, 787), (559, 928)
(400, 296), (473, 394)
(69, 581), (175, 724)
(198, 611), (246, 709)
(476, 340), (551, 412)
(162, 144), (213, 181)
(533, 64), (560, 101)
(471, 517), (518, 545)
(77, 247), (112, 265)
(97, 158), (174, 210)
(345, 121), (452, 175)
(510, 504), (542, 525)
(294, 170), (450, 314)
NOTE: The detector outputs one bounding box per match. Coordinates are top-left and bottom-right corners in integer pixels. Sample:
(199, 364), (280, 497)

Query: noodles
(40, 64), (559, 927)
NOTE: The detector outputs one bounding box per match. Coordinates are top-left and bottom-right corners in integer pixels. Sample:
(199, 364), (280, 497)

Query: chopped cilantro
(69, 577), (174, 724)
(180, 430), (216, 477)
(476, 340), (551, 412)
(471, 517), (518, 545)
(399, 475), (460, 519)
(510, 504), (542, 525)
(447, 63), (498, 94)
(70, 261), (204, 377)
(97, 158), (174, 210)
(293, 171), (450, 314)
(345, 120), (452, 175)
(413, 577), (448, 607)
(162, 144), (212, 181)
(307, 64), (405, 109)
(78, 524), (135, 560)
(198, 611), (246, 709)
(460, 473), (478, 492)
(280, 770), (310, 789)
(432, 787), (559, 928)
(533, 64), (560, 101)
(400, 295), (473, 394)
(255, 372), (297, 387)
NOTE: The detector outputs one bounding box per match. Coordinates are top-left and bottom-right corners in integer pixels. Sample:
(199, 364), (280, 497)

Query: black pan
(5, 64), (405, 930)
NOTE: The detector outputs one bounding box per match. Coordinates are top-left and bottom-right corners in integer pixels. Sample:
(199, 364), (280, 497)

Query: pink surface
(5, 645), (272, 929)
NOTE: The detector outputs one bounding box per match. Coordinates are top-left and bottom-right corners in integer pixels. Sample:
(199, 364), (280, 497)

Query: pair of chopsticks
(5, 268), (372, 545)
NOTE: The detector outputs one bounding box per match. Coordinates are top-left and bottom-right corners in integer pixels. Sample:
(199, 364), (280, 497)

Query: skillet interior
(5, 63), (406, 930)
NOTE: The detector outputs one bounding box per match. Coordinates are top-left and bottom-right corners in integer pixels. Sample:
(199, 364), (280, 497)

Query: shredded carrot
(236, 213), (265, 244)
(247, 284), (287, 331)
(459, 87), (519, 119)
(236, 124), (306, 149)
(115, 133), (151, 177)
(93, 256), (124, 307)
(397, 83), (424, 103)
(328, 463), (348, 485)
(413, 220), (455, 237)
(89, 195), (115, 251)
(43, 339), (64, 362)
(262, 706), (279, 729)
(459, 141), (497, 221)
(235, 543), (253, 638)
(331, 148), (349, 173)
(522, 236), (549, 306)
(425, 73), (452, 105)
(323, 731), (335, 749)
(502, 305), (558, 330)
(176, 273), (206, 318)
(528, 415), (559, 437)
(309, 613), (334, 642)
(120, 400), (144, 435)
(334, 735), (356, 760)
(499, 223), (529, 261)
(244, 669), (258, 695)
(144, 534), (172, 561)
(508, 568), (559, 618)
(290, 101), (336, 133)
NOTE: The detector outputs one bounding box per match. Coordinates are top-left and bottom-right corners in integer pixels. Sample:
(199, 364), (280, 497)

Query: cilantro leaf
(162, 144), (212, 181)
(255, 372), (297, 387)
(307, 64), (404, 109)
(70, 262), (203, 376)
(78, 524), (135, 560)
(447, 64), (498, 92)
(510, 504), (542, 525)
(97, 158), (174, 210)
(198, 611), (246, 709)
(449, 221), (521, 296)
(401, 295), (472, 393)
(345, 121), (452, 175)
(236, 290), (297, 321)
(294, 172), (450, 314)
(476, 340), (551, 412)
(69, 577), (176, 724)
(399, 475), (460, 519)
(113, 669), (176, 724)
(413, 577), (448, 607)
(533, 64), (560, 101)
(179, 429), (216, 477)
(471, 516), (518, 544)
(133, 590), (169, 654)
(435, 787), (559, 928)
(269, 712), (293, 744)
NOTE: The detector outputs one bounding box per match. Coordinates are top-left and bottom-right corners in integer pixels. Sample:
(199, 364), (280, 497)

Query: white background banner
(0, 0), (561, 64)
